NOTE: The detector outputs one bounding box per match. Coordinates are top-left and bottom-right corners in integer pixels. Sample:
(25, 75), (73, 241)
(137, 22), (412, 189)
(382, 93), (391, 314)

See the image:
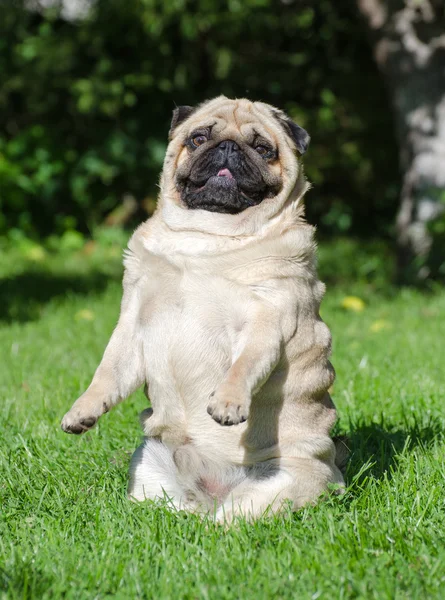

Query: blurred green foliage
(0, 0), (399, 238)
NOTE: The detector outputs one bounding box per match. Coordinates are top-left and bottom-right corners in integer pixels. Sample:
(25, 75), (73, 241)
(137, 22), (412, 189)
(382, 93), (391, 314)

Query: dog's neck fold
(158, 169), (310, 242)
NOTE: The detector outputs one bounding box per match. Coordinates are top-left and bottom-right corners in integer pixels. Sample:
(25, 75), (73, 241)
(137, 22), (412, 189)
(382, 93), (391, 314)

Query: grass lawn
(1, 236), (444, 599)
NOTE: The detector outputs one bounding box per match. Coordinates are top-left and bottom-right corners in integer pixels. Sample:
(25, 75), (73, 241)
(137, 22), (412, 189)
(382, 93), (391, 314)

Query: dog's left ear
(272, 109), (310, 155)
(169, 105), (195, 139)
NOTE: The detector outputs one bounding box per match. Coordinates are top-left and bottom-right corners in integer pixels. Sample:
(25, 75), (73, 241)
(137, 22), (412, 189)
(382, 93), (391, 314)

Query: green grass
(1, 237), (444, 599)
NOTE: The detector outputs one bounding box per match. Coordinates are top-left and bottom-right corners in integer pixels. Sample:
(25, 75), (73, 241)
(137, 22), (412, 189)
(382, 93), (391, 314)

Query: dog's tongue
(217, 168), (234, 179)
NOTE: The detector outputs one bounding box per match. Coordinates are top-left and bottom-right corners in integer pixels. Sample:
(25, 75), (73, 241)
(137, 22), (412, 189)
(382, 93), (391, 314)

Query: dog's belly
(143, 303), (231, 400)
(140, 271), (250, 454)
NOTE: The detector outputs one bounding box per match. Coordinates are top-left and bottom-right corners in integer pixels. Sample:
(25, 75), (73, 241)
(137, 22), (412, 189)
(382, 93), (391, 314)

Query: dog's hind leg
(215, 462), (293, 523)
(215, 458), (343, 523)
(127, 438), (185, 509)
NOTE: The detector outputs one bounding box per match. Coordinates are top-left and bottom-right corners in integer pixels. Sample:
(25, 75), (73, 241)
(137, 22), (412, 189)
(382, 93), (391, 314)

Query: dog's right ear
(169, 105), (195, 139)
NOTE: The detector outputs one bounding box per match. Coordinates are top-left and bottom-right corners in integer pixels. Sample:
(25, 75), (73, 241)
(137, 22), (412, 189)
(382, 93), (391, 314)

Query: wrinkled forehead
(185, 99), (282, 144)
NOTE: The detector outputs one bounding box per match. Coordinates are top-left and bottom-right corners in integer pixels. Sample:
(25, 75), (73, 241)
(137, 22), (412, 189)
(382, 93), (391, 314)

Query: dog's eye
(191, 134), (208, 148)
(255, 145), (270, 157)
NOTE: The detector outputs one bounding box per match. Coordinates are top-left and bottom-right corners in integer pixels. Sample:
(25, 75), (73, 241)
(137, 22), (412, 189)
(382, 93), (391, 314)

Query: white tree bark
(26, 0), (93, 21)
(357, 0), (445, 280)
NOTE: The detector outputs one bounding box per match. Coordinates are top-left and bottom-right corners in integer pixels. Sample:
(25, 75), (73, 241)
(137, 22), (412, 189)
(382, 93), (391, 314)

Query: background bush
(0, 0), (400, 240)
(0, 0), (397, 241)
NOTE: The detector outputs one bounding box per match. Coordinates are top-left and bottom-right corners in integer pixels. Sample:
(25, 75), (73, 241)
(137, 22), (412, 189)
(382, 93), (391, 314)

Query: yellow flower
(369, 319), (392, 332)
(341, 296), (365, 312)
(75, 309), (95, 321)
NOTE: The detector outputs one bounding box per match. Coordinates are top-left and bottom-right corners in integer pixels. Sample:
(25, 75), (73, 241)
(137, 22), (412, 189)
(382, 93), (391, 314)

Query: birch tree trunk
(357, 0), (445, 281)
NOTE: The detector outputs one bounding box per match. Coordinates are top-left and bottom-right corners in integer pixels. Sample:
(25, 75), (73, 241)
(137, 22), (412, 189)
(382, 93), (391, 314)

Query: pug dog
(61, 96), (344, 522)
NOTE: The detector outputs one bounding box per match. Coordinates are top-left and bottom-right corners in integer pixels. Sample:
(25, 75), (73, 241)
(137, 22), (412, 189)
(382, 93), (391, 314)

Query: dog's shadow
(341, 416), (443, 483)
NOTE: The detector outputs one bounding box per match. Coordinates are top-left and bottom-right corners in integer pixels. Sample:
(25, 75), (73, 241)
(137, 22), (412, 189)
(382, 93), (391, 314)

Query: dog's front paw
(207, 385), (250, 426)
(61, 407), (98, 434)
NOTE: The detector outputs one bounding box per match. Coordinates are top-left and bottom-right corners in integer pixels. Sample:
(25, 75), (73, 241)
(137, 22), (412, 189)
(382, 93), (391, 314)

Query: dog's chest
(138, 255), (248, 399)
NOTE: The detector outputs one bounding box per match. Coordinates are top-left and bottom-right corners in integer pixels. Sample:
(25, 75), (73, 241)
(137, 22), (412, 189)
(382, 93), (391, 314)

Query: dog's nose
(218, 140), (240, 156)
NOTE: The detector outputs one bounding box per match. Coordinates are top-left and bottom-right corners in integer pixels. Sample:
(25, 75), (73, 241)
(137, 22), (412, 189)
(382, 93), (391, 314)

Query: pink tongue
(217, 168), (233, 179)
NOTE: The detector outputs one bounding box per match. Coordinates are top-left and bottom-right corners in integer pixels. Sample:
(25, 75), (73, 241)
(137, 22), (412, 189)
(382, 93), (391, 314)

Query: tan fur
(61, 96), (344, 522)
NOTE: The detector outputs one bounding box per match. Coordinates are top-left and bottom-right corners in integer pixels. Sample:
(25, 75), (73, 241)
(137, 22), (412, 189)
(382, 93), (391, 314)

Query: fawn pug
(62, 96), (344, 521)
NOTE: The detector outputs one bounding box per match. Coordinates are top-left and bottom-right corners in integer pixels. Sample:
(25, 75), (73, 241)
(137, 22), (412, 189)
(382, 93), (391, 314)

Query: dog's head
(160, 96), (310, 235)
